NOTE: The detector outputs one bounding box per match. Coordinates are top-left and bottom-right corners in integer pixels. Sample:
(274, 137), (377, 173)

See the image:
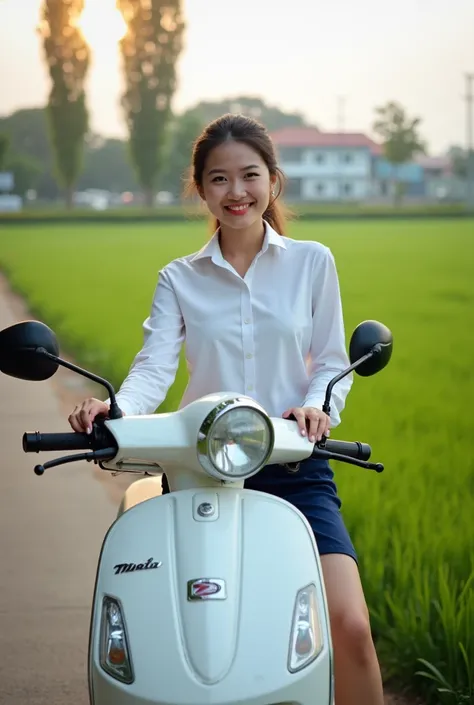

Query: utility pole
(465, 73), (474, 209)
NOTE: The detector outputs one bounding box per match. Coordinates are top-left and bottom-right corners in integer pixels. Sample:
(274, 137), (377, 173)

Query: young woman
(68, 114), (384, 705)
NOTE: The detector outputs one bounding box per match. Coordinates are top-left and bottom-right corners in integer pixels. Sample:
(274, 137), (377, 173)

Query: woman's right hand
(68, 398), (110, 434)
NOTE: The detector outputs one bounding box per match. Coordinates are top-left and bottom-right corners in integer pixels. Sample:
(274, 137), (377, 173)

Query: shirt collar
(190, 219), (286, 264)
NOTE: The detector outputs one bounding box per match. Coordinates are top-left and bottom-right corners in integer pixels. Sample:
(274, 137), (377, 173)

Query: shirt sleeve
(105, 267), (185, 416)
(303, 247), (353, 428)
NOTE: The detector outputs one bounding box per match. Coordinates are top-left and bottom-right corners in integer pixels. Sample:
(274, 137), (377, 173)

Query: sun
(77, 0), (128, 49)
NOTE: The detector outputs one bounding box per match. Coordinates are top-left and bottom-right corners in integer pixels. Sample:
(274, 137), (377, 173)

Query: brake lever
(34, 448), (117, 476)
(311, 446), (384, 473)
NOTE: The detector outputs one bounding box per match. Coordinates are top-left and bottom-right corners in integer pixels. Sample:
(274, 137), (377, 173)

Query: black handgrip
(319, 439), (372, 461)
(23, 432), (92, 453)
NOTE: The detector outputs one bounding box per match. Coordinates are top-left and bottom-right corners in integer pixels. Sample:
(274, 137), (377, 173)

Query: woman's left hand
(282, 406), (330, 443)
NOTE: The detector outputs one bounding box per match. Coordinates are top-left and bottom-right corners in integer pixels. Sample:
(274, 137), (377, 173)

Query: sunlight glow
(77, 0), (127, 49)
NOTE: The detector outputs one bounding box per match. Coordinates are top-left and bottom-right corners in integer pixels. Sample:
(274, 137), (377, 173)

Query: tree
(181, 96), (310, 132)
(0, 108), (60, 199)
(448, 145), (472, 179)
(373, 101), (426, 205)
(117, 0), (185, 207)
(78, 137), (139, 193)
(38, 0), (90, 208)
(0, 133), (9, 170)
(6, 154), (42, 196)
(158, 111), (203, 196)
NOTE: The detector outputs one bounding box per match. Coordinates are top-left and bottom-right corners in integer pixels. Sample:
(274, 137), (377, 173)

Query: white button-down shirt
(113, 222), (353, 427)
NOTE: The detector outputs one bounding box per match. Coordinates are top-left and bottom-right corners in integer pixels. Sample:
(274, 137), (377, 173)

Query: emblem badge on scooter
(187, 578), (227, 601)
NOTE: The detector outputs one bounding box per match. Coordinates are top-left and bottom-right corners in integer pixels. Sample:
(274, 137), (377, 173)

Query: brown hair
(186, 113), (288, 235)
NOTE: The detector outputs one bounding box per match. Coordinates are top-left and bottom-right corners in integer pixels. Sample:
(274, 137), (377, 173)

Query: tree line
(0, 0), (468, 207)
(0, 97), (309, 203)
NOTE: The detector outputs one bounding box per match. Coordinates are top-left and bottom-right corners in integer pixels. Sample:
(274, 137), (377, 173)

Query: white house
(0, 171), (22, 212)
(270, 127), (382, 202)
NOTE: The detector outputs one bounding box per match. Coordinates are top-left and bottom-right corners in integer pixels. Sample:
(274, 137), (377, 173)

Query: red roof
(270, 127), (383, 154)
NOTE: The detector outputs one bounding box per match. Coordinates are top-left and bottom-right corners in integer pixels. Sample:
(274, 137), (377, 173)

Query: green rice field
(1, 218), (473, 702)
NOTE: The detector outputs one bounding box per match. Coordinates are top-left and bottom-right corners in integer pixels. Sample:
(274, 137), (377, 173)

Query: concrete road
(0, 278), (130, 704)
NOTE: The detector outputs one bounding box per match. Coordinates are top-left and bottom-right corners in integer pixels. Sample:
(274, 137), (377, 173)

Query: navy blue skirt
(161, 458), (357, 563)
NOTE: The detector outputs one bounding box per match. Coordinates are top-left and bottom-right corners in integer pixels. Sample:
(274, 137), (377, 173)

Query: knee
(330, 609), (376, 666)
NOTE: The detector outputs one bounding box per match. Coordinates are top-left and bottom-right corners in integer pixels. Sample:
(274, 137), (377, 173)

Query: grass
(0, 218), (473, 702)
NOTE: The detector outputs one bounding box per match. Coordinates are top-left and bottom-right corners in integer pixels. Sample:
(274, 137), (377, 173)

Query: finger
(68, 412), (83, 434)
(324, 414), (331, 438)
(316, 415), (327, 442)
(316, 414), (331, 442)
(307, 410), (321, 443)
(290, 408), (307, 436)
(79, 407), (93, 433)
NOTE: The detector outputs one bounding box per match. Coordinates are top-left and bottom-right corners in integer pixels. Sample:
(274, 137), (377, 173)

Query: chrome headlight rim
(197, 397), (274, 481)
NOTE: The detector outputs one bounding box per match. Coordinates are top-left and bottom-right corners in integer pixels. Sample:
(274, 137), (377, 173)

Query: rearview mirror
(322, 319), (393, 415)
(349, 320), (393, 377)
(0, 319), (124, 419)
(0, 321), (59, 381)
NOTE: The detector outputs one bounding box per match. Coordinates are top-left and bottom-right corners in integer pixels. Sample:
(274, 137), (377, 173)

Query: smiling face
(199, 140), (276, 231)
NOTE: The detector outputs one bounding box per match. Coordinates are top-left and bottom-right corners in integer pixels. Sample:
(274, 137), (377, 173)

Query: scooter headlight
(99, 596), (134, 684)
(197, 398), (274, 481)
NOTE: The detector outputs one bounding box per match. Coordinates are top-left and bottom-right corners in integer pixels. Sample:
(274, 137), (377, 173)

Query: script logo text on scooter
(113, 557), (163, 575)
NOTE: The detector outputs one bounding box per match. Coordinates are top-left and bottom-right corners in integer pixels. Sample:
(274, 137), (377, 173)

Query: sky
(0, 0), (473, 155)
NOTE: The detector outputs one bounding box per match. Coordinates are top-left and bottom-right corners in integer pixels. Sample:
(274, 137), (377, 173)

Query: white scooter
(0, 318), (392, 705)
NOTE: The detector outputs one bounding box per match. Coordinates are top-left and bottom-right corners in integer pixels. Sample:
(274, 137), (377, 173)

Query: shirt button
(244, 318), (251, 324)
(246, 353), (253, 359)
(247, 385), (254, 391)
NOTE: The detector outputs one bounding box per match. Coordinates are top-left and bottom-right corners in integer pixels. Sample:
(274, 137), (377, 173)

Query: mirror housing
(0, 321), (60, 381)
(322, 320), (393, 416)
(349, 320), (393, 377)
(0, 320), (123, 419)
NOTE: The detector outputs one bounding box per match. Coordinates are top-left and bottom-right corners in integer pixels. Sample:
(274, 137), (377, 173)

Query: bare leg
(320, 554), (384, 705)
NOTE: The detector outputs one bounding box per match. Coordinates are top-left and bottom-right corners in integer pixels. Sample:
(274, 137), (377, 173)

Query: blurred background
(0, 2), (473, 704)
(0, 0), (473, 213)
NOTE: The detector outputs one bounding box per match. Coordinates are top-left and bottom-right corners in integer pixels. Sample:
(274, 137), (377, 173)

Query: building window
(341, 153), (353, 163)
(285, 178), (302, 199)
(308, 151), (325, 163)
(317, 182), (325, 195)
(340, 183), (352, 196)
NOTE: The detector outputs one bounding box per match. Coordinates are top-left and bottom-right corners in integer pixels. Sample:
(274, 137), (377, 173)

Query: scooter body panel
(89, 487), (333, 705)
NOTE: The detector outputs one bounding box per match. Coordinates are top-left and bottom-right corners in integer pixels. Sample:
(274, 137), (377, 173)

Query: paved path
(0, 276), (127, 704)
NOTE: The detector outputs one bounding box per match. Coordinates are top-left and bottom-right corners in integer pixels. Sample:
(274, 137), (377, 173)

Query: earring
(271, 188), (275, 196)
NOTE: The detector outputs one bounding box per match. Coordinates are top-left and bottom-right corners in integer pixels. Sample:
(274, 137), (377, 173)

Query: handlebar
(23, 432), (92, 453)
(319, 439), (371, 461)
(22, 425), (116, 454)
(22, 425), (118, 476)
(22, 424), (383, 475)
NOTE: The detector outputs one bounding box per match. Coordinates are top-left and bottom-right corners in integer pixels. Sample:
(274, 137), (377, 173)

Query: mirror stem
(36, 348), (123, 419)
(322, 345), (382, 415)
